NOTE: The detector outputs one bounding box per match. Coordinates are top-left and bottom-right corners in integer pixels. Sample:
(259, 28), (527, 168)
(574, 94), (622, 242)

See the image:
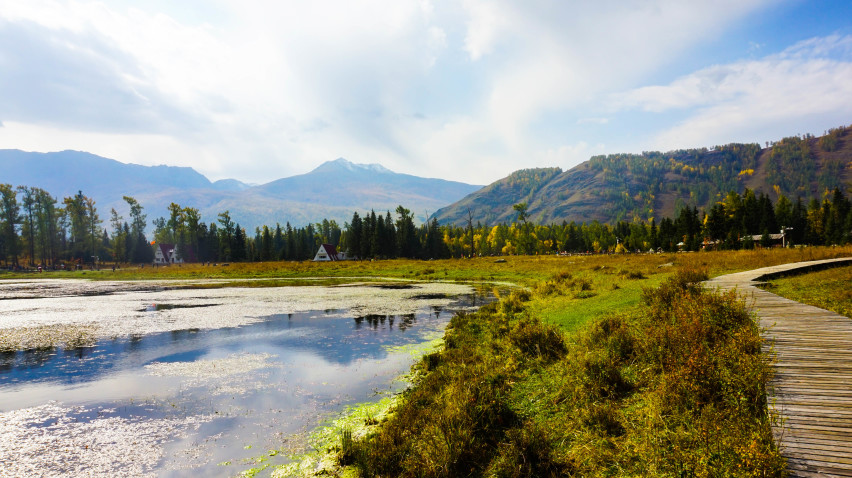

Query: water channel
(0, 279), (493, 477)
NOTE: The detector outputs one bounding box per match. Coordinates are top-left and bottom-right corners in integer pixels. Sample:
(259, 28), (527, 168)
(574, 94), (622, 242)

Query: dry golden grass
(6, 245), (849, 287)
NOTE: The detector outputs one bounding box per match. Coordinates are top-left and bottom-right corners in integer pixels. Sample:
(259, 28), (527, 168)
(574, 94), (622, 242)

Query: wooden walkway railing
(706, 258), (852, 477)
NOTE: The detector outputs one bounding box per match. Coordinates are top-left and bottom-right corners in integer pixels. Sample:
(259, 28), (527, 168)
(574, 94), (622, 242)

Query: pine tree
(348, 212), (362, 258)
(0, 184), (21, 266)
(273, 224), (284, 259)
(395, 206), (417, 258)
(260, 225), (273, 261)
(232, 224), (246, 261)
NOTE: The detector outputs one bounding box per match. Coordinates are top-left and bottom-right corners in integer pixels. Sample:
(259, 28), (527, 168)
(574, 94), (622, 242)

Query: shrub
(642, 267), (707, 312)
(618, 269), (646, 279)
(551, 270), (573, 281)
(509, 317), (567, 362)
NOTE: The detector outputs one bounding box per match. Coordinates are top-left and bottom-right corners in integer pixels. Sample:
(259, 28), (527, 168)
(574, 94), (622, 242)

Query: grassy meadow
(322, 247), (848, 477)
(4, 244), (849, 294)
(2, 244), (848, 283)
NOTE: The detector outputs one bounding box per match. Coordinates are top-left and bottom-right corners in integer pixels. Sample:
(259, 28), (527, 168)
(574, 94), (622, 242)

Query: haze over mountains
(0, 150), (481, 231)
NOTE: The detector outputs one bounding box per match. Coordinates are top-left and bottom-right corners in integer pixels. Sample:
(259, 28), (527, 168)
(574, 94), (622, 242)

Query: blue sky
(1, 0), (851, 185)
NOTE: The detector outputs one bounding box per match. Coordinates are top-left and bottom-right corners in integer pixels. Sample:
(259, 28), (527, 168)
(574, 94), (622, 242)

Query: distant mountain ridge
(433, 126), (852, 226)
(0, 149), (220, 196)
(0, 151), (482, 231)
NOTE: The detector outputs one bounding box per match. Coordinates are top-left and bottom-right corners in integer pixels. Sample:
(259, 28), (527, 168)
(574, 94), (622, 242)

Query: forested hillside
(431, 167), (562, 225)
(434, 126), (852, 226)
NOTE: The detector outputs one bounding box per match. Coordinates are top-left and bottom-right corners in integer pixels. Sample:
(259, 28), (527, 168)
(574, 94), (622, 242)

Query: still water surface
(0, 282), (492, 477)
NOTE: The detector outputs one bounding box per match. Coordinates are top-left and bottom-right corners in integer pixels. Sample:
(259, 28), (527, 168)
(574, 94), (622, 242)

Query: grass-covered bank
(338, 269), (785, 477)
(762, 264), (852, 319)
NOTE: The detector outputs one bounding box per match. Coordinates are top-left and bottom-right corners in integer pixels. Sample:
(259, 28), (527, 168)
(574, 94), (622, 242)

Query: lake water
(0, 280), (492, 477)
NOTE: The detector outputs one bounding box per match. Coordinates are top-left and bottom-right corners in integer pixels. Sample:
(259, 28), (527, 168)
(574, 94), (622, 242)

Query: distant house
(743, 233), (785, 248)
(313, 244), (350, 261)
(313, 244), (339, 261)
(701, 239), (721, 251)
(153, 243), (196, 264)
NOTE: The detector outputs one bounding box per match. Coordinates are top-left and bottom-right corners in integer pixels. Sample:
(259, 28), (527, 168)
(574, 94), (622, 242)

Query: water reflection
(432, 305), (443, 318)
(0, 285), (496, 476)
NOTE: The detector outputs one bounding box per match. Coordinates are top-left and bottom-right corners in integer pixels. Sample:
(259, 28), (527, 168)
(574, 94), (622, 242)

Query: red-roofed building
(313, 243), (344, 261)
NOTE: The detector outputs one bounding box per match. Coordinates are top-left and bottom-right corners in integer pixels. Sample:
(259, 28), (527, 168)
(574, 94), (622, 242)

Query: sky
(1, 0), (851, 186)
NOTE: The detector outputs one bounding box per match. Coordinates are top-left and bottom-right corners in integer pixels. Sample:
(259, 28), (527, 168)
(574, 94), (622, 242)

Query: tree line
(0, 184), (350, 267)
(1, 182), (850, 268)
(436, 188), (850, 257)
(0, 186), (156, 267)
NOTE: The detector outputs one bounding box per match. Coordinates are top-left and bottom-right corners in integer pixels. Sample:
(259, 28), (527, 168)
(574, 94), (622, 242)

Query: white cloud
(614, 35), (852, 113)
(0, 120), (211, 168)
(459, 0), (775, 151)
(2, 0), (842, 188)
(611, 35), (852, 149)
(0, 0), (451, 180)
(461, 0), (511, 61)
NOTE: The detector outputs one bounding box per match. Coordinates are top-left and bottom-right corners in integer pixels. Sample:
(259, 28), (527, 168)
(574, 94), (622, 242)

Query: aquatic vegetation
(270, 395), (399, 478)
(250, 334), (447, 477)
(0, 323), (98, 352)
(0, 279), (487, 476)
(145, 352), (282, 395)
(0, 401), (213, 477)
(0, 282), (474, 352)
(145, 352), (280, 380)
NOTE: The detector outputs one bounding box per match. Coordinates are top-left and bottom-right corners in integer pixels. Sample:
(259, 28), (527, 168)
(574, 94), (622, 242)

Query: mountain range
(4, 125), (850, 233)
(0, 151), (481, 231)
(434, 126), (852, 226)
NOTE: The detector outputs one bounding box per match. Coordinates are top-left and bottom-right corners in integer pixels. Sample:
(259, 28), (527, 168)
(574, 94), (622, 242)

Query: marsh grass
(341, 269), (785, 477)
(762, 264), (852, 319)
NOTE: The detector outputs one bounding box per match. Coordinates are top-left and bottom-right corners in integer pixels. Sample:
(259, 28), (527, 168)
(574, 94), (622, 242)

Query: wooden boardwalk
(706, 258), (852, 477)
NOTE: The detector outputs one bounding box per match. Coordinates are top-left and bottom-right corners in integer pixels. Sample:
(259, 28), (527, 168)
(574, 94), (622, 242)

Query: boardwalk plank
(705, 258), (852, 478)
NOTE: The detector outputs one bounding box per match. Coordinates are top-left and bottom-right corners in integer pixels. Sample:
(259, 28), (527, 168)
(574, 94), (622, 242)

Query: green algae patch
(383, 331), (444, 358)
(265, 395), (399, 478)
